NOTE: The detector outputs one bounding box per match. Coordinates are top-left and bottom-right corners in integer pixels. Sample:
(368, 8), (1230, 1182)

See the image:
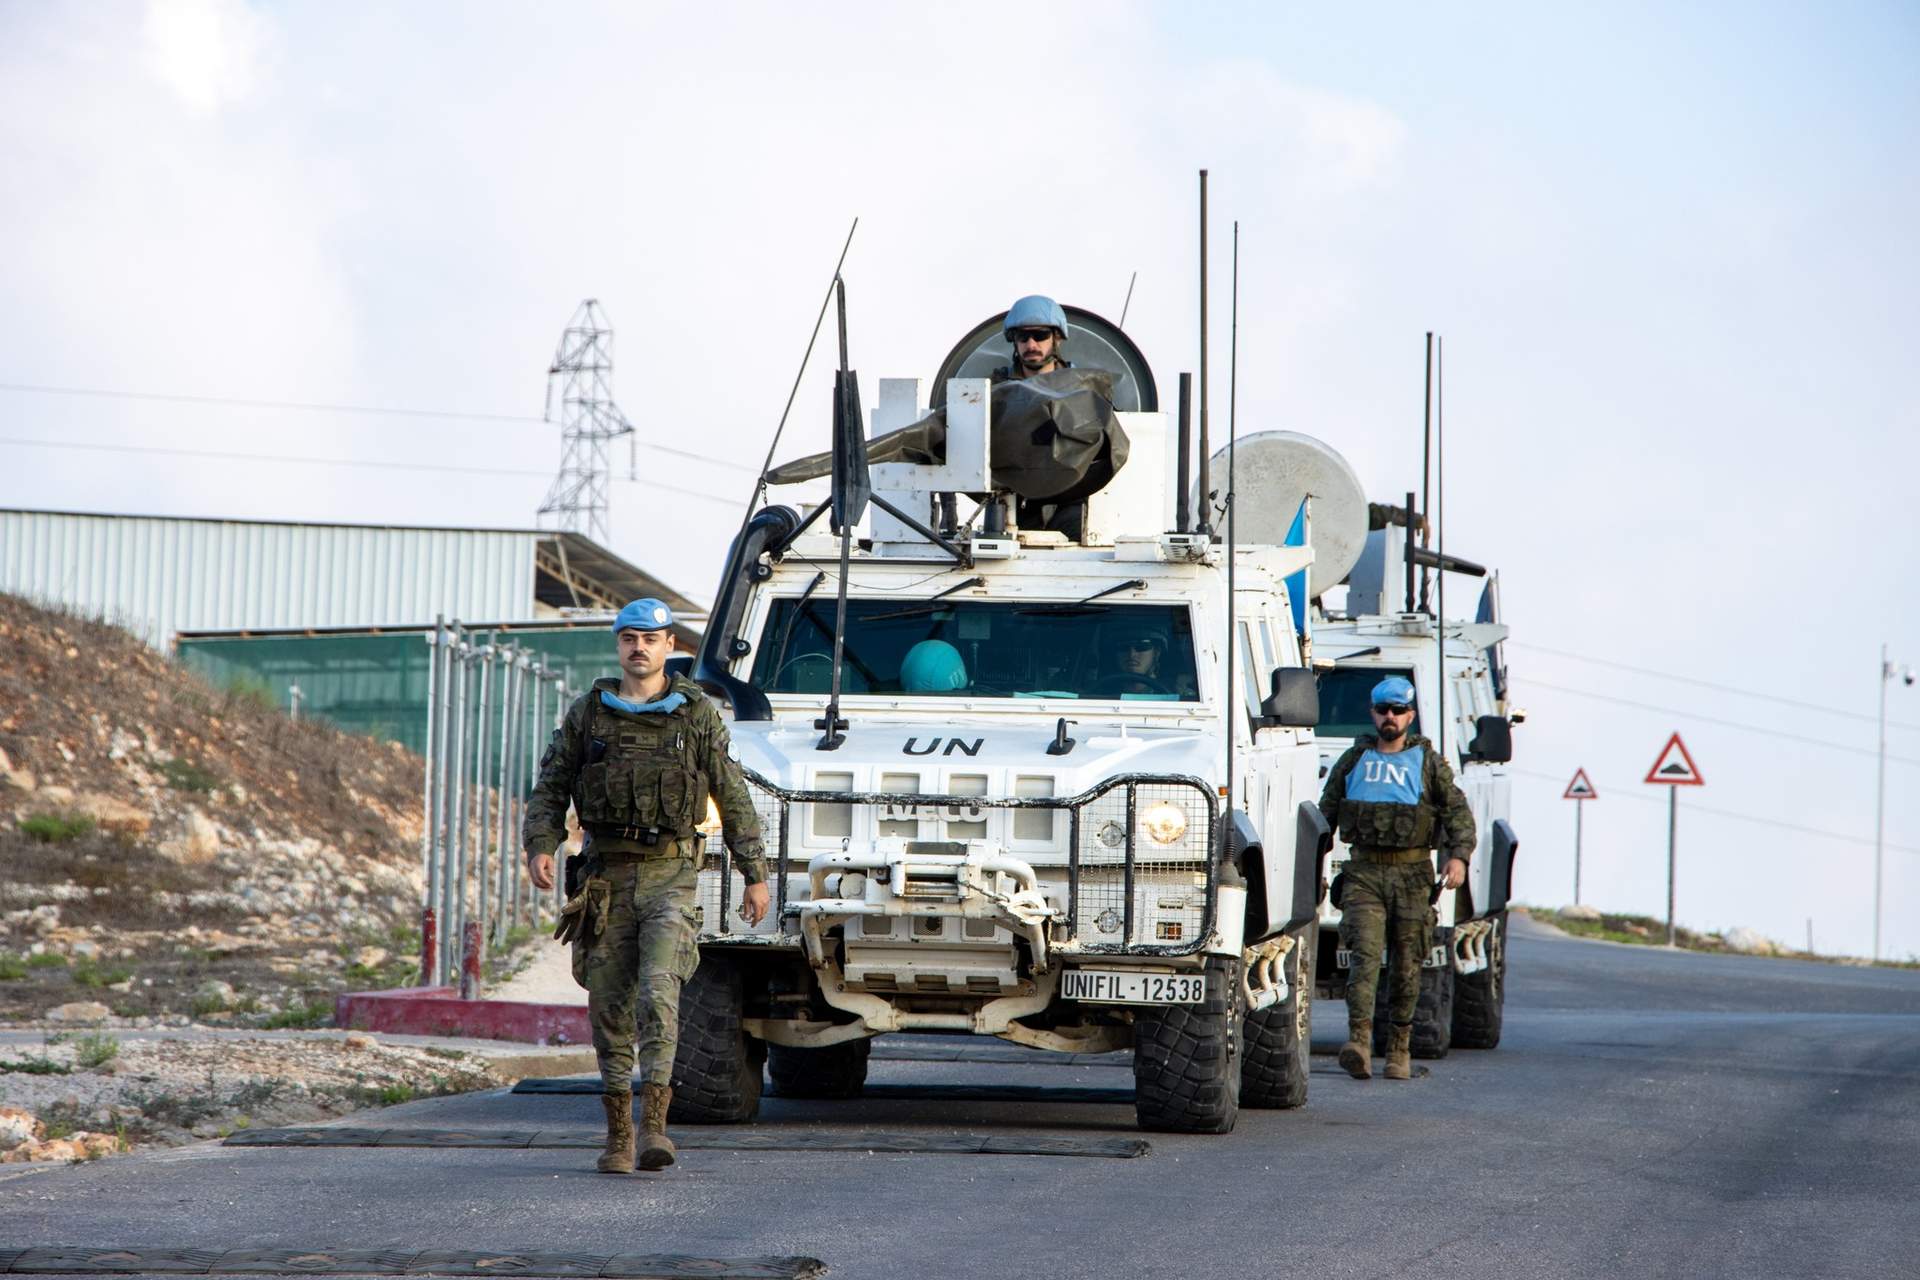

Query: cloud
(142, 0), (272, 114)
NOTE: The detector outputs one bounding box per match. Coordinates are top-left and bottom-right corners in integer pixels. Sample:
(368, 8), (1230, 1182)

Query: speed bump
(223, 1126), (1148, 1158)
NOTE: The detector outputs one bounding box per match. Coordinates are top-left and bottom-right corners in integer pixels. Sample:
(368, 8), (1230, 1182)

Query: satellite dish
(1198, 431), (1368, 597)
(930, 305), (1158, 413)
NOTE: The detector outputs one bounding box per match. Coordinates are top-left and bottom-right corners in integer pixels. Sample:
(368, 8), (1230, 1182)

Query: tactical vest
(569, 691), (707, 838)
(1334, 743), (1436, 851)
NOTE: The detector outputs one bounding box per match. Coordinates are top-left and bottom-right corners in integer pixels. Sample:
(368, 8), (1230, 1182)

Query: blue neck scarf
(600, 688), (687, 716)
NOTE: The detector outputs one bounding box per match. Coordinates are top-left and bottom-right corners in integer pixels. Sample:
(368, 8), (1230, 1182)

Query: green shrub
(159, 758), (222, 793)
(222, 676), (278, 715)
(0, 955), (26, 981)
(73, 1032), (120, 1069)
(20, 813), (96, 843)
(0, 1057), (70, 1076)
(260, 997), (334, 1029)
(71, 962), (134, 989)
(26, 952), (68, 969)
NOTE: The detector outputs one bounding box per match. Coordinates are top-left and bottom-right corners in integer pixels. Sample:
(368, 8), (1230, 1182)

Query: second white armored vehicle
(672, 308), (1333, 1134)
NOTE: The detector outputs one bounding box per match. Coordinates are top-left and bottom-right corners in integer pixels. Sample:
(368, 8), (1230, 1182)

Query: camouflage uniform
(1318, 733), (1475, 1041)
(524, 674), (767, 1092)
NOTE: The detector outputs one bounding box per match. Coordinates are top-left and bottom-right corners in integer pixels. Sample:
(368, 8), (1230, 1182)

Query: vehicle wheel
(1241, 925), (1314, 1109)
(1373, 937), (1455, 1060)
(1452, 911), (1507, 1050)
(1133, 955), (1241, 1133)
(767, 1038), (871, 1098)
(668, 956), (763, 1123)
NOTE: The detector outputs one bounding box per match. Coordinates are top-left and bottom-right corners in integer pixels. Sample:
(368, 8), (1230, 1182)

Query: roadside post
(1562, 768), (1598, 904)
(1643, 733), (1705, 946)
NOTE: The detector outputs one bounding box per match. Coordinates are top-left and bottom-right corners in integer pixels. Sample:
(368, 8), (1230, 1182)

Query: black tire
(1452, 911), (1507, 1050)
(1133, 955), (1241, 1133)
(767, 1038), (871, 1099)
(1373, 937), (1455, 1060)
(1242, 926), (1315, 1109)
(668, 956), (762, 1123)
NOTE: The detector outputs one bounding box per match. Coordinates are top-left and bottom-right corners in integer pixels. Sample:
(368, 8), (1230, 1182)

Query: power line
(1511, 675), (1920, 769)
(0, 381), (760, 474)
(1512, 767), (1920, 856)
(0, 436), (746, 509)
(1512, 640), (1920, 733)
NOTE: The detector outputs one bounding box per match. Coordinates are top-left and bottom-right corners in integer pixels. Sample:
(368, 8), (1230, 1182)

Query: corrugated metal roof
(1, 509), (543, 647)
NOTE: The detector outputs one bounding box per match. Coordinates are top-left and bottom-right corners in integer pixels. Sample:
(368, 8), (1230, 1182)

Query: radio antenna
(727, 218), (858, 556)
(1418, 331), (1434, 614)
(1119, 270), (1139, 329)
(1224, 220), (1240, 826)
(1435, 334), (1446, 764)
(1196, 170), (1212, 536)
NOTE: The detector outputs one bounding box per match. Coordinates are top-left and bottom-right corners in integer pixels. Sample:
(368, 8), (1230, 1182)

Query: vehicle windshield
(749, 599), (1200, 701)
(1317, 666), (1420, 738)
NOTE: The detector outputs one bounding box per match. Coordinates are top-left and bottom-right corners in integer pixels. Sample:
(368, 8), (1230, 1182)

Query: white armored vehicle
(1307, 484), (1522, 1056)
(671, 308), (1334, 1134)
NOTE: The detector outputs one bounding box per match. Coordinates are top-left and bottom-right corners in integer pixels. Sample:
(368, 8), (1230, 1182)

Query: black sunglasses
(1372, 703), (1412, 715)
(1114, 638), (1160, 652)
(1012, 328), (1056, 345)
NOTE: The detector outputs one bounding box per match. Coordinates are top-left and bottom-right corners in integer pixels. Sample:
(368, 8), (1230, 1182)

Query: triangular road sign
(1563, 768), (1598, 800)
(1644, 732), (1704, 786)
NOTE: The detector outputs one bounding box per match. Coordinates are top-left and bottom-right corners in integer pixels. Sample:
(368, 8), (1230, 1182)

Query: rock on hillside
(0, 592), (427, 1024)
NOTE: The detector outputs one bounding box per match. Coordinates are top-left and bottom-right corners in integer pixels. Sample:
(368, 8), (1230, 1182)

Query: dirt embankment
(0, 592), (429, 1026)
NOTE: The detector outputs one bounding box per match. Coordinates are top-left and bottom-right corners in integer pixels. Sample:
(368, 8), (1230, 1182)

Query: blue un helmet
(1370, 675), (1416, 708)
(613, 598), (675, 634)
(1002, 294), (1069, 341)
(899, 639), (968, 693)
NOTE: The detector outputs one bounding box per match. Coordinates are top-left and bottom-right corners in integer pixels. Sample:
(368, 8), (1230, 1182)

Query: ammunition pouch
(1329, 872), (1347, 911)
(1337, 799), (1436, 853)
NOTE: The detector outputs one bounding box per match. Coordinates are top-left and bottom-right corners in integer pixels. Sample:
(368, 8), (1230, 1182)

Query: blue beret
(613, 598), (674, 634)
(1371, 675), (1416, 706)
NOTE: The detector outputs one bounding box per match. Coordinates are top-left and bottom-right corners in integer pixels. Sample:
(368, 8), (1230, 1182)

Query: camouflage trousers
(574, 854), (701, 1090)
(1338, 859), (1434, 1039)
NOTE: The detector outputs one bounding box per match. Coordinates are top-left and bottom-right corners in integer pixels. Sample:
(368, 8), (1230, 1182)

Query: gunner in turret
(993, 294), (1073, 382)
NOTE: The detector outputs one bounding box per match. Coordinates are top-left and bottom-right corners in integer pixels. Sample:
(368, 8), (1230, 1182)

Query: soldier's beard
(1376, 721), (1406, 743)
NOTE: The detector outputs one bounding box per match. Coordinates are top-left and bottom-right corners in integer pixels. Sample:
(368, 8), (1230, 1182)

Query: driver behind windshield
(1096, 619), (1183, 698)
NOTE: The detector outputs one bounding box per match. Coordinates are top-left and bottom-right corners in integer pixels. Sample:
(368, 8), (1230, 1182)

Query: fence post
(472, 643), (494, 968)
(422, 617), (444, 982)
(459, 920), (482, 1000)
(440, 623), (466, 981)
(419, 906), (437, 988)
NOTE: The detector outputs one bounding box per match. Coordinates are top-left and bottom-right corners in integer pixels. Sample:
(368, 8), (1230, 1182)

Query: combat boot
(597, 1090), (635, 1174)
(1338, 1021), (1373, 1080)
(637, 1082), (676, 1171)
(1384, 1023), (1413, 1080)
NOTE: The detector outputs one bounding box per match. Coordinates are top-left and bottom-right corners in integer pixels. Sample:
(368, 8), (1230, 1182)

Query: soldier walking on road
(1317, 676), (1476, 1082)
(523, 599), (769, 1173)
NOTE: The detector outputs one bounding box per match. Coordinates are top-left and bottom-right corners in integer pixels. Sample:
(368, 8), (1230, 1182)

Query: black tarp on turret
(765, 367), (1129, 505)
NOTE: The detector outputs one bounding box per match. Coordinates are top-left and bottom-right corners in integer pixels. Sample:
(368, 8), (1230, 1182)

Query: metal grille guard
(699, 769), (1221, 956)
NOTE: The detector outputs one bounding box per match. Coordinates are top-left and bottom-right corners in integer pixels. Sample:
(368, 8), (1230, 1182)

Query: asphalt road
(4, 916), (1917, 1279)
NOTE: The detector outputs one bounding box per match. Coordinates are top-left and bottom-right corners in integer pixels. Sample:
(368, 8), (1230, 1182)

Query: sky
(3, 0), (1917, 958)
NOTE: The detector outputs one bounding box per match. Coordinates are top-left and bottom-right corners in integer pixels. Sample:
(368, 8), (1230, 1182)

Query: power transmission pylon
(537, 299), (634, 546)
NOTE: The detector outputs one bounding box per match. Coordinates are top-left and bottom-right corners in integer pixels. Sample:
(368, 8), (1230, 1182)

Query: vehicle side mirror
(1468, 713), (1513, 763)
(1259, 668), (1319, 729)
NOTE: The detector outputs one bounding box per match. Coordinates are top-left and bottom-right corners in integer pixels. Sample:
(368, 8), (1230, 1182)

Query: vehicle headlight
(1141, 800), (1188, 846)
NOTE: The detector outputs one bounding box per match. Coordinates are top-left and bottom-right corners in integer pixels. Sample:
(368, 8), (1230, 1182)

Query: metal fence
(420, 616), (572, 987)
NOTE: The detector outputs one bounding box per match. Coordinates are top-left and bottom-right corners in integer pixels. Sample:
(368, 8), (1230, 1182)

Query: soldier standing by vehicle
(992, 294), (1072, 382)
(1317, 676), (1475, 1082)
(524, 599), (770, 1173)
